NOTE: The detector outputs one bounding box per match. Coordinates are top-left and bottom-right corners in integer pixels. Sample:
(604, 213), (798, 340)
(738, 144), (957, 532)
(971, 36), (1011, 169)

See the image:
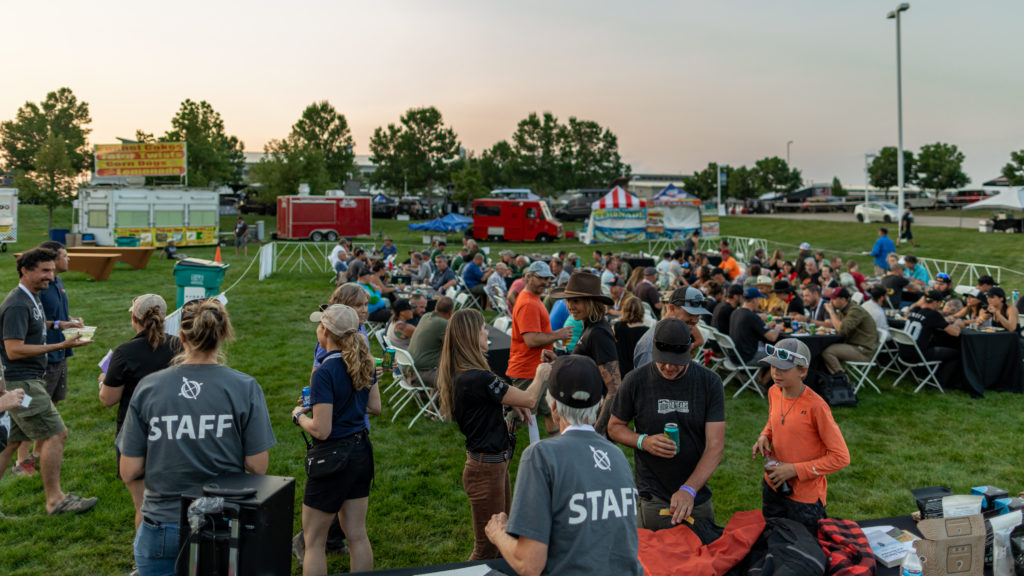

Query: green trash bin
(174, 258), (230, 308)
(116, 236), (141, 247)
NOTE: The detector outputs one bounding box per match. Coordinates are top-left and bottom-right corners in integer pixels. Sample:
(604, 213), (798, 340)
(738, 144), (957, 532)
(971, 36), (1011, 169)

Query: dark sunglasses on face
(765, 344), (808, 367)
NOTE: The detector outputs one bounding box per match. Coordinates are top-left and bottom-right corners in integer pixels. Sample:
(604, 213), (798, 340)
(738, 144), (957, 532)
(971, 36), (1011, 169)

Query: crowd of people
(2, 230), (1022, 576)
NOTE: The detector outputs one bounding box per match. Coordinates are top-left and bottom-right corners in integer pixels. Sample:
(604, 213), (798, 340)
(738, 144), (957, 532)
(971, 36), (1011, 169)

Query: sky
(3, 0), (1023, 187)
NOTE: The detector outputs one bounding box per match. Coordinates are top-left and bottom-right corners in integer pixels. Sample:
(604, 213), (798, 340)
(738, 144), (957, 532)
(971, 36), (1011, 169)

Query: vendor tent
(962, 187), (1024, 212)
(407, 213), (473, 232)
(647, 184), (702, 240)
(585, 186), (647, 243)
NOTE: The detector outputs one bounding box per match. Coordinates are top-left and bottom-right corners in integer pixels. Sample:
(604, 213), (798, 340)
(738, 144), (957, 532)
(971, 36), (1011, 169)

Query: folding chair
(492, 315), (512, 335)
(487, 286), (510, 317)
(390, 347), (443, 428)
(695, 323), (726, 374)
(455, 276), (485, 311)
(712, 331), (765, 398)
(842, 328), (887, 394)
(889, 328), (944, 393)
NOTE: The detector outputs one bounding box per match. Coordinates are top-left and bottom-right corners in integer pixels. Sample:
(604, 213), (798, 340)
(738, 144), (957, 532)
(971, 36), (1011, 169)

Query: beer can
(382, 348), (395, 370)
(664, 423), (680, 454)
(808, 323), (817, 335)
(301, 386), (311, 408)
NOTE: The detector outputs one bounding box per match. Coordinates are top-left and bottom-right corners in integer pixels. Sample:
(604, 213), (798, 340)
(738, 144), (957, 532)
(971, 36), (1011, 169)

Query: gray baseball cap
(525, 261), (554, 278)
(667, 286), (711, 316)
(760, 338), (811, 370)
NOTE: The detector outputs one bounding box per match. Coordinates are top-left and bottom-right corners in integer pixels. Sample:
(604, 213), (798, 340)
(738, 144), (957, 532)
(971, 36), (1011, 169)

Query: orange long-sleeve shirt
(760, 385), (850, 505)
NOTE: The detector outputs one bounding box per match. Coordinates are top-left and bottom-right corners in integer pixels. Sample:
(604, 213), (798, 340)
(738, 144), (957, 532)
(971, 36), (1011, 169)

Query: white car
(854, 201), (899, 223)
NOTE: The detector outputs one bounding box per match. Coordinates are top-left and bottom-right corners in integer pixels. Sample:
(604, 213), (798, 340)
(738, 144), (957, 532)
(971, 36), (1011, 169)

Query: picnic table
(68, 246), (157, 270)
(16, 251), (121, 282)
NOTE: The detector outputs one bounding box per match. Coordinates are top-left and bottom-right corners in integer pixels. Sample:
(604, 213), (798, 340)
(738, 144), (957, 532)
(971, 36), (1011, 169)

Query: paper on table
(528, 416), (540, 445)
(99, 349), (113, 373)
(415, 565), (509, 576)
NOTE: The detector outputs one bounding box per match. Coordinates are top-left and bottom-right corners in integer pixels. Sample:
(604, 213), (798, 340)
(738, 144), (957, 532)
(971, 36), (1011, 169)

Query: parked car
(854, 201), (898, 222)
(372, 195), (399, 219)
(554, 188), (606, 221)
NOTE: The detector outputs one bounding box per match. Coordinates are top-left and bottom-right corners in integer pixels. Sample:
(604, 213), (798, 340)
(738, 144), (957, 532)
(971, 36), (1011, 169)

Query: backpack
(816, 371), (858, 408)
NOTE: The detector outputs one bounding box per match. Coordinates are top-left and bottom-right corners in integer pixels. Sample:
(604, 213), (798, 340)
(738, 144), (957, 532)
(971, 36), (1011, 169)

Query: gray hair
(546, 392), (603, 427)
(804, 257), (816, 265)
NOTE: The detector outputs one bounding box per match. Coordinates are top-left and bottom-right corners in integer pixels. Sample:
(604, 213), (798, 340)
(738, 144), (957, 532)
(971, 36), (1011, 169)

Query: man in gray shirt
(634, 286), (709, 368)
(486, 355), (642, 576)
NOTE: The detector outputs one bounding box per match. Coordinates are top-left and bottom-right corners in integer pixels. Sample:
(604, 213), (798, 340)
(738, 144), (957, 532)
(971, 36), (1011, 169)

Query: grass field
(1, 205), (1022, 575)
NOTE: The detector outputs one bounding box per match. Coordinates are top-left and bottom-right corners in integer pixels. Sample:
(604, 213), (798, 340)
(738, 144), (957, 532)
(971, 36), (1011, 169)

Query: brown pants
(821, 343), (872, 374)
(462, 456), (511, 561)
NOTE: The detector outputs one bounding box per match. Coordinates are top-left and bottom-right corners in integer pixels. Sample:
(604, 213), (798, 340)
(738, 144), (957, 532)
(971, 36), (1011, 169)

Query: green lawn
(1, 206), (1022, 575)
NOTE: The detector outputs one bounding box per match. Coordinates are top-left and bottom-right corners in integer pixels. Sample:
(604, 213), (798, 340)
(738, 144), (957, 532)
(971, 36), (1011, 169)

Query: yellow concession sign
(94, 143), (187, 177)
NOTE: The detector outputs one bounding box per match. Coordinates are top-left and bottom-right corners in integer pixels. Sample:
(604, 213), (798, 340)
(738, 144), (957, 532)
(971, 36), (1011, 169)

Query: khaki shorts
(6, 378), (66, 442)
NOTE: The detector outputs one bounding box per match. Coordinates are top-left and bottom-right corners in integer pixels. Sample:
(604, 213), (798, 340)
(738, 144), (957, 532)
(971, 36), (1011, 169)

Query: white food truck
(74, 187), (219, 247)
(0, 188), (17, 252)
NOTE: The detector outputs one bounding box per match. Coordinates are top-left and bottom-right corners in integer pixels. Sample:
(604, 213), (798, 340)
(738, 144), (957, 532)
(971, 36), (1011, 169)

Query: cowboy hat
(550, 272), (614, 305)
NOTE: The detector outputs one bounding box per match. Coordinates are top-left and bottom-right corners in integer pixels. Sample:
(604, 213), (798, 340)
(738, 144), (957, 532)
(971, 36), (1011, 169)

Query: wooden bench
(68, 246), (157, 270)
(15, 252), (122, 282)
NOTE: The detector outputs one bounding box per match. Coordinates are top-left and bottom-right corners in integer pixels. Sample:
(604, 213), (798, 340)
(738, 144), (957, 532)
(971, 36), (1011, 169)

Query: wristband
(636, 434), (648, 451)
(679, 485), (697, 498)
(54, 320), (60, 330)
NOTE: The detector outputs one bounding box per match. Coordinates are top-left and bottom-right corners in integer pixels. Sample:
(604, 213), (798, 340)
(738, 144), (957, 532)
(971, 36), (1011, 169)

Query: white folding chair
(487, 285), (509, 317)
(842, 328), (887, 394)
(696, 323), (726, 374)
(390, 348), (443, 428)
(889, 328), (945, 393)
(713, 331), (765, 398)
(492, 315), (512, 335)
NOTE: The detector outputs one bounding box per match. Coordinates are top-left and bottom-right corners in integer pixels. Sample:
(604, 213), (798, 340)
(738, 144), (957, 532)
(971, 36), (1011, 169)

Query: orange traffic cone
(214, 245), (222, 263)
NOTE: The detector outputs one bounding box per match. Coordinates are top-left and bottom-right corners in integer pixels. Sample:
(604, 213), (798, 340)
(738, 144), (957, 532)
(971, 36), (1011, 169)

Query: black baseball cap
(652, 319), (692, 366)
(393, 298), (412, 313)
(667, 287), (711, 316)
(924, 289), (946, 302)
(727, 284), (745, 297)
(548, 355), (605, 408)
(977, 275), (995, 287)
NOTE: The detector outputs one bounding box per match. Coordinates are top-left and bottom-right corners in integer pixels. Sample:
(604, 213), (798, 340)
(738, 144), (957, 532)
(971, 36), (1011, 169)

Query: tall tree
(450, 155), (489, 206)
(0, 87), (92, 175)
(161, 99), (245, 187)
(1000, 149), (1024, 186)
(14, 130), (78, 228)
(249, 136), (331, 199)
(684, 163), (724, 200)
(831, 176), (846, 197)
(479, 140), (514, 190)
(752, 156), (802, 194)
(869, 146), (917, 193)
(290, 101), (356, 186)
(368, 106), (460, 197)
(725, 165), (757, 199)
(509, 112), (561, 195)
(556, 116), (630, 191)
(915, 142), (969, 192)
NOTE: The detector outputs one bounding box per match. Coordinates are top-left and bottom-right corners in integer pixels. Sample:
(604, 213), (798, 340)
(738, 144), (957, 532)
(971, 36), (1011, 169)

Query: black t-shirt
(729, 307), (768, 362)
(903, 307), (948, 351)
(785, 293), (805, 316)
(711, 301), (735, 335)
(881, 275), (911, 308)
(574, 319), (618, 367)
(614, 322), (649, 378)
(453, 369), (511, 454)
(611, 362), (725, 503)
(0, 287), (47, 381)
(634, 281), (661, 312)
(104, 333), (182, 432)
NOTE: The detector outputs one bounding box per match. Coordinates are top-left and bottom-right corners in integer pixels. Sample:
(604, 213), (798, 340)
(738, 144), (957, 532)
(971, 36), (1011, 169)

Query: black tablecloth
(623, 255), (655, 271)
(789, 333), (843, 385)
(857, 515), (995, 576)
(959, 329), (1023, 396)
(487, 324), (512, 381)
(349, 558), (513, 576)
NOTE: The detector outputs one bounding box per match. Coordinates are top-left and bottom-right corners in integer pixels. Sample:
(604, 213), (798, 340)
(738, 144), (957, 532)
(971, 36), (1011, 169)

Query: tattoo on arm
(594, 361), (621, 435)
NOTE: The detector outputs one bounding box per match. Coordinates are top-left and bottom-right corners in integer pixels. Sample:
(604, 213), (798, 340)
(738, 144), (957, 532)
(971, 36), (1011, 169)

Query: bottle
(900, 548), (922, 576)
(763, 455), (793, 495)
(1013, 289), (1020, 303)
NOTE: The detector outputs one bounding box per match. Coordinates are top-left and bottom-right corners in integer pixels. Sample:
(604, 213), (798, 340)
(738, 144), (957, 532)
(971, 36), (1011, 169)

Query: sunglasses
(936, 274), (951, 282)
(655, 341), (690, 354)
(319, 303), (330, 312)
(765, 344), (808, 367)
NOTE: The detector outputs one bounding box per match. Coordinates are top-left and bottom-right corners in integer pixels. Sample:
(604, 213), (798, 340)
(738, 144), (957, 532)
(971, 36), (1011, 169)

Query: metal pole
(786, 140), (793, 166)
(892, 5), (909, 232)
(716, 164), (724, 217)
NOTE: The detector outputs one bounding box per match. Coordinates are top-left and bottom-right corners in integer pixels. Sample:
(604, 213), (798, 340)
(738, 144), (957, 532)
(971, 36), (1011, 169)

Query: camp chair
(842, 328), (888, 394)
(889, 328), (944, 393)
(390, 348), (443, 428)
(713, 331), (765, 398)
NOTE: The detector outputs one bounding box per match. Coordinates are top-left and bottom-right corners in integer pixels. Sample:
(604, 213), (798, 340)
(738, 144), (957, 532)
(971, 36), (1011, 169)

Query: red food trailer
(472, 198), (563, 242)
(276, 195), (372, 241)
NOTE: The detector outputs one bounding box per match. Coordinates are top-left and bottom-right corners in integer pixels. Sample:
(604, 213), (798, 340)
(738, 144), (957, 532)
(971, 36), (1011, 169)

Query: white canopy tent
(584, 186), (647, 244)
(961, 187), (1024, 211)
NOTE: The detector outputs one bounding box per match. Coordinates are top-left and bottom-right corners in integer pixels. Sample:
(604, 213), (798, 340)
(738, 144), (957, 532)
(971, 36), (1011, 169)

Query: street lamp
(887, 3), (910, 226)
(864, 153), (877, 204)
(786, 140), (793, 166)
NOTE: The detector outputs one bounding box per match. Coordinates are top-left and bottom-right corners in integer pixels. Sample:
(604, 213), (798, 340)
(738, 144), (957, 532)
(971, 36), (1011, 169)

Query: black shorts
(303, 434), (374, 513)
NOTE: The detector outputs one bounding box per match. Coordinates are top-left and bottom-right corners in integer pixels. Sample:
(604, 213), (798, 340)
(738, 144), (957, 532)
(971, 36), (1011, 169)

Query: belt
(142, 516), (160, 526)
(467, 448), (513, 463)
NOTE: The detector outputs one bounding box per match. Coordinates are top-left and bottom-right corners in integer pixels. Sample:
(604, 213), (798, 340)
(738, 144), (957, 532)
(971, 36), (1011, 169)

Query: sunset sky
(3, 0), (1022, 187)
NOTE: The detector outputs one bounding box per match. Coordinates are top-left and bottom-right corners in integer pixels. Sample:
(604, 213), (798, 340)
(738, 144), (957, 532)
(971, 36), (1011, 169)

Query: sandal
(49, 493), (98, 516)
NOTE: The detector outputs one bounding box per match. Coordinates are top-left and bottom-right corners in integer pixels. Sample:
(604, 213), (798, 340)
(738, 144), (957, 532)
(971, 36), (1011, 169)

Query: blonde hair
(572, 297), (607, 324)
(625, 267), (645, 293)
(176, 299), (233, 364)
(620, 295), (644, 324)
(321, 328), (374, 391)
(437, 309), (491, 420)
(331, 282), (368, 307)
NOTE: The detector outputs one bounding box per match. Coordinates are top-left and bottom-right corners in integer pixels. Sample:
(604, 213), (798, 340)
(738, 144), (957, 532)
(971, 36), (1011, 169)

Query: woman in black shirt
(437, 309), (547, 561)
(614, 296), (648, 378)
(98, 294), (181, 529)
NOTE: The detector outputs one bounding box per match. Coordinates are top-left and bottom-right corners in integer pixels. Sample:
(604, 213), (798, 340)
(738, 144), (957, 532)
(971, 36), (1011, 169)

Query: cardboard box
(915, 514), (986, 576)
(913, 486), (954, 519)
(970, 486), (1009, 511)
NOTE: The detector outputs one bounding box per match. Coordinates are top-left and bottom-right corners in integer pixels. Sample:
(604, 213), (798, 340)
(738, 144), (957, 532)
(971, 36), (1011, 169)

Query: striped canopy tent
(647, 184), (702, 241)
(585, 186), (648, 244)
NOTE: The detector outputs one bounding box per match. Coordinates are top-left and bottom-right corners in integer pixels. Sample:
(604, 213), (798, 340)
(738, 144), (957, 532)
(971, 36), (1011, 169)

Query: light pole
(864, 153), (877, 203)
(786, 140), (793, 166)
(887, 3), (910, 228)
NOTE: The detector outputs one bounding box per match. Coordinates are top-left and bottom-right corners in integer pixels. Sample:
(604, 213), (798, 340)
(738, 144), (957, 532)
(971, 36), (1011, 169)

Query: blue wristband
(680, 485), (697, 498)
(636, 434), (648, 451)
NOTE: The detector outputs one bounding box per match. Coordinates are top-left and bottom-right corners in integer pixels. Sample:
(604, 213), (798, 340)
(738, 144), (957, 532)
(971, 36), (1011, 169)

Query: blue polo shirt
(462, 262), (484, 288)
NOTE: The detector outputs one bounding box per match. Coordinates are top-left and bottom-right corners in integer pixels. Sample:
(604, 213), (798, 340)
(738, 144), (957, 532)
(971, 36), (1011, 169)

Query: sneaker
(292, 532), (305, 566)
(12, 459), (36, 476)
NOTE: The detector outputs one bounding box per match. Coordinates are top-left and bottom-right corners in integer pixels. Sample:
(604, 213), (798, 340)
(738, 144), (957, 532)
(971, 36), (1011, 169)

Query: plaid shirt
(817, 518), (876, 576)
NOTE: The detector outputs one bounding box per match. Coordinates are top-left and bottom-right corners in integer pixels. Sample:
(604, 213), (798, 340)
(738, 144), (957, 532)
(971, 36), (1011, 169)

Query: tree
(0, 87), (92, 175)
(479, 140), (514, 190)
(248, 136), (331, 199)
(508, 112), (561, 195)
(725, 165), (757, 199)
(916, 142), (969, 192)
(368, 106), (460, 197)
(752, 156), (802, 194)
(290, 101), (356, 186)
(1001, 150), (1024, 186)
(831, 176), (846, 197)
(556, 117), (630, 192)
(869, 146), (917, 193)
(14, 130), (78, 228)
(684, 163), (724, 200)
(161, 99), (245, 187)
(450, 155), (488, 206)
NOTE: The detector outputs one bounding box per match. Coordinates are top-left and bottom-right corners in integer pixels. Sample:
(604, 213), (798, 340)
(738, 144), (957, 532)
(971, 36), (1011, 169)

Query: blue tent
(372, 193), (393, 204)
(408, 213), (473, 232)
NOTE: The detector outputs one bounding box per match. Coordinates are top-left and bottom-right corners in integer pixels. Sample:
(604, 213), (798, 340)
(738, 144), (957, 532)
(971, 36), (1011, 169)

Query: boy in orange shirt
(752, 338), (850, 534)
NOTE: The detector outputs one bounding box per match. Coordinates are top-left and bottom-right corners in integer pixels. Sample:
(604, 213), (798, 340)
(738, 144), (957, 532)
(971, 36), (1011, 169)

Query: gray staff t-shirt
(0, 286), (47, 381)
(506, 429), (643, 576)
(116, 364), (277, 523)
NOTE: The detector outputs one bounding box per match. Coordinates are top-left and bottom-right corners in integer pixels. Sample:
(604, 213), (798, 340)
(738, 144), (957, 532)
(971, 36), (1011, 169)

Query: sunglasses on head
(655, 341), (690, 354)
(936, 274), (951, 282)
(319, 303), (330, 312)
(765, 344), (808, 367)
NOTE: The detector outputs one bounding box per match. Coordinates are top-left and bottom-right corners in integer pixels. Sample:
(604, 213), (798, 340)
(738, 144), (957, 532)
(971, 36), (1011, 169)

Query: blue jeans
(134, 520), (180, 576)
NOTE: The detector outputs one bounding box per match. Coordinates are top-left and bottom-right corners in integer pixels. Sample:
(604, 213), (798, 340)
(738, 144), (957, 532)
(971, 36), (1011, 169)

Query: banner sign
(95, 143), (187, 177)
(591, 207), (647, 243)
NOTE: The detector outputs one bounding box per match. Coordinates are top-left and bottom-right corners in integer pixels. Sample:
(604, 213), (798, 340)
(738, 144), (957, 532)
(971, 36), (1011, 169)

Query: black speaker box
(178, 473), (295, 576)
